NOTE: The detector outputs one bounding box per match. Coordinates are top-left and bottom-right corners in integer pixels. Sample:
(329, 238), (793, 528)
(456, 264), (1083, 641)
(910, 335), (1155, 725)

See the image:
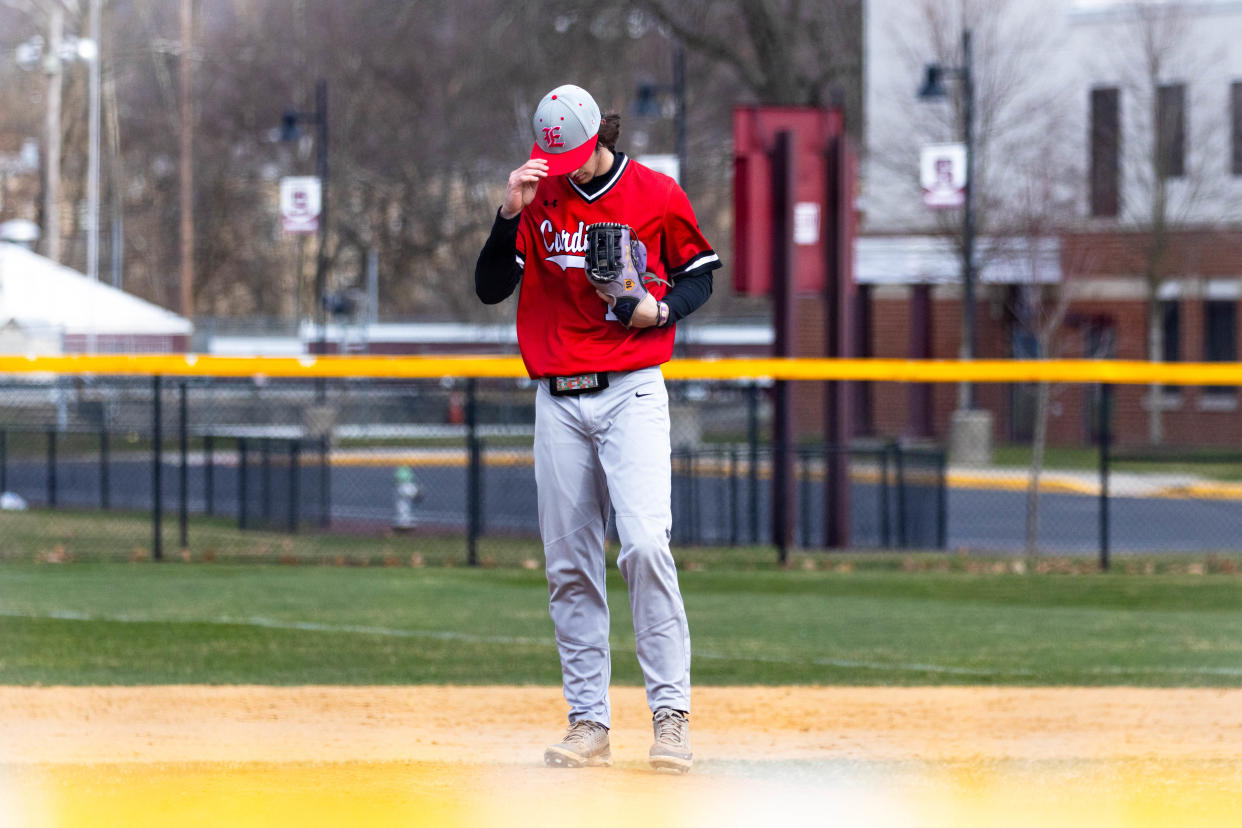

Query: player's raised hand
(500, 159), (548, 219)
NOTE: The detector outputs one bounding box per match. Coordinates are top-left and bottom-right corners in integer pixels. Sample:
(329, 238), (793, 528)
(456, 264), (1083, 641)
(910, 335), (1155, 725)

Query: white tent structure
(0, 242), (192, 354)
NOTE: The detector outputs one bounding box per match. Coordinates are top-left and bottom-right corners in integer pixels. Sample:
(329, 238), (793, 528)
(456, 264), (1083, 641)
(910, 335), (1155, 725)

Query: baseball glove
(583, 222), (651, 327)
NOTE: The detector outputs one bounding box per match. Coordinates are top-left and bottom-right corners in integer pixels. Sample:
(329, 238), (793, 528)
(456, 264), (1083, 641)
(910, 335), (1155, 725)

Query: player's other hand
(500, 159), (548, 219)
(596, 290), (660, 328)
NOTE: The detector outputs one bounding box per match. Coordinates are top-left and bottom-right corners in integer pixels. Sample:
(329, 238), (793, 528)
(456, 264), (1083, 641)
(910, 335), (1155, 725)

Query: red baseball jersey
(513, 155), (719, 378)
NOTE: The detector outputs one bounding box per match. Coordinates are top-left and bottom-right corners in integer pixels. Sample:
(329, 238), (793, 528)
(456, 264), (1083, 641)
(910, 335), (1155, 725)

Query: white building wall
(1068, 1), (1242, 226)
(863, 0), (1242, 239)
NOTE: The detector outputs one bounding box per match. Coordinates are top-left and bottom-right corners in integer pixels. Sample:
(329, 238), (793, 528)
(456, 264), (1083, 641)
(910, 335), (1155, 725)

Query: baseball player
(473, 83), (719, 773)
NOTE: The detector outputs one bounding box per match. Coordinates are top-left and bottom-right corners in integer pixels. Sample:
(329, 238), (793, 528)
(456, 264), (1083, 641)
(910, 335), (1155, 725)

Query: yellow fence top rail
(1, 353), (1241, 385)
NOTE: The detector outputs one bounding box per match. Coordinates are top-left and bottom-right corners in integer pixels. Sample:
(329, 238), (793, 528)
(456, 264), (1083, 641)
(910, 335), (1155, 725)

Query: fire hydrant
(393, 465), (423, 531)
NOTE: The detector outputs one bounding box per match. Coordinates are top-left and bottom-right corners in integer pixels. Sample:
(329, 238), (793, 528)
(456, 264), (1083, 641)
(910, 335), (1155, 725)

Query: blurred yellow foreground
(6, 757), (1241, 828)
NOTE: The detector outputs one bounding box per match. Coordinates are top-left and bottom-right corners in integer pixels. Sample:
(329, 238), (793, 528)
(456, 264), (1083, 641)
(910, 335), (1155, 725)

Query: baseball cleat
(648, 707), (693, 774)
(544, 719), (612, 768)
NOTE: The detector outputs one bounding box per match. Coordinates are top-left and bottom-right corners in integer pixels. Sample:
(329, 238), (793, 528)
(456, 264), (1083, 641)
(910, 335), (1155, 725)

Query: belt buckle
(550, 372), (608, 396)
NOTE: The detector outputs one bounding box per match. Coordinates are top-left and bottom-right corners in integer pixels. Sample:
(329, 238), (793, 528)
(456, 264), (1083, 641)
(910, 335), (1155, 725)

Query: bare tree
(1097, 3), (1232, 443)
(1007, 242), (1089, 561)
(0, 5), (48, 228)
(0, 0), (867, 325)
(319, 0), (670, 322)
(1, 0), (89, 265)
(626, 0), (862, 112)
(973, 40), (1091, 558)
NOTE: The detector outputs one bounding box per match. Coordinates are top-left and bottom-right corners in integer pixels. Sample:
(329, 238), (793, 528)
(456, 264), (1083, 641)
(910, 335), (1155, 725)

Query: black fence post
(799, 449), (812, 548)
(0, 429), (6, 493)
(261, 438), (273, 524)
(1098, 383), (1111, 572)
(179, 382), (188, 550)
(721, 449), (730, 547)
(686, 450), (697, 546)
(238, 437), (248, 531)
(894, 442), (908, 549)
(669, 450), (679, 545)
(937, 446), (948, 549)
(878, 445), (891, 548)
(466, 378), (480, 567)
(204, 435), (214, 516)
(46, 429), (57, 508)
(475, 437), (486, 539)
(769, 130), (797, 565)
(747, 384), (760, 544)
(288, 440), (300, 534)
(687, 449), (699, 545)
(100, 429), (110, 510)
(728, 448), (739, 547)
(152, 376), (163, 561)
(318, 435), (330, 529)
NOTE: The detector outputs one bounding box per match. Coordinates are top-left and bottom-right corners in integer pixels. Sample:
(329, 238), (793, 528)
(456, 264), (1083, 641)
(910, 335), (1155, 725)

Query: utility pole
(86, 0), (101, 282)
(43, 7), (64, 264)
(179, 0), (195, 319)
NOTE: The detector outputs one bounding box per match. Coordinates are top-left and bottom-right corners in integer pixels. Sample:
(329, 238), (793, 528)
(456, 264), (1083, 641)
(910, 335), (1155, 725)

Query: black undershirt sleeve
(474, 209), (523, 304)
(662, 270), (714, 325)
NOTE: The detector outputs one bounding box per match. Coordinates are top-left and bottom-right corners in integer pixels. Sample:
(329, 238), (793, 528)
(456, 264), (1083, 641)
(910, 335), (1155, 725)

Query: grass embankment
(993, 444), (1242, 480)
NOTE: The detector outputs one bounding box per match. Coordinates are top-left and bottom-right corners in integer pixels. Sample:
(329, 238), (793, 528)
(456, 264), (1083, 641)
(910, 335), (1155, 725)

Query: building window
(1156, 83), (1186, 178)
(1161, 299), (1181, 362)
(1090, 87), (1120, 216)
(1203, 300), (1237, 397)
(1157, 299), (1181, 400)
(1232, 82), (1242, 176)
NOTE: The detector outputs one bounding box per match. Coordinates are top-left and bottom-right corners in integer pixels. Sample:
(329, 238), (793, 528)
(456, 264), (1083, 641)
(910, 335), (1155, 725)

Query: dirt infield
(4, 686), (1242, 827)
(4, 685), (1242, 764)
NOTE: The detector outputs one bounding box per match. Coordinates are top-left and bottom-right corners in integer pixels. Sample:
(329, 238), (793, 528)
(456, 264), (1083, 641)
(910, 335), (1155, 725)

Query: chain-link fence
(2, 370), (1242, 566)
(0, 374), (949, 563)
(663, 442), (944, 550)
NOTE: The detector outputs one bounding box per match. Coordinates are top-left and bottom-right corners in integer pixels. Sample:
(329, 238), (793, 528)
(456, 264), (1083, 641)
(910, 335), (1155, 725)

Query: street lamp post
(919, 28), (976, 410)
(672, 42), (687, 189)
(280, 79), (330, 358)
(634, 41), (687, 186)
(634, 40), (688, 355)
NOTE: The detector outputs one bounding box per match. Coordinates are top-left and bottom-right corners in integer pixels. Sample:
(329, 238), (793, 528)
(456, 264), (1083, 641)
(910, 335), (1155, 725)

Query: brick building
(856, 232), (1242, 447)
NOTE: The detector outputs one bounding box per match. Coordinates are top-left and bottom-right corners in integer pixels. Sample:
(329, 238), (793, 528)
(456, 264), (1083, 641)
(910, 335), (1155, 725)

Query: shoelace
(653, 711), (687, 747)
(563, 720), (601, 747)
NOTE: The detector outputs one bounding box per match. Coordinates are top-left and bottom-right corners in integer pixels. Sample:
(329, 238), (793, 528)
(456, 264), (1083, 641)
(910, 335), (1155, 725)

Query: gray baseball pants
(534, 366), (691, 728)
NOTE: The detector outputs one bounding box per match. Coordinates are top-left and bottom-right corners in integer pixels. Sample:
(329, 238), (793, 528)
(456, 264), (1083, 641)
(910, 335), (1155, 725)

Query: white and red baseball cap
(530, 84), (601, 175)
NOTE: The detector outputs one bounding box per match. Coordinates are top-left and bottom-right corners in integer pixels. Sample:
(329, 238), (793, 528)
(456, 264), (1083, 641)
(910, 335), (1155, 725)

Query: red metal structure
(732, 106), (857, 553)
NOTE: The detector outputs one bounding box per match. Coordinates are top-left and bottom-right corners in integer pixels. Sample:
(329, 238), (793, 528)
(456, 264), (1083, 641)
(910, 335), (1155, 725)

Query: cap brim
(530, 134), (599, 176)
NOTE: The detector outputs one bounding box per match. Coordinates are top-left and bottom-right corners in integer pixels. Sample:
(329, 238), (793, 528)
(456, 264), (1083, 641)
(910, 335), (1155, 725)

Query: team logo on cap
(542, 127), (565, 149)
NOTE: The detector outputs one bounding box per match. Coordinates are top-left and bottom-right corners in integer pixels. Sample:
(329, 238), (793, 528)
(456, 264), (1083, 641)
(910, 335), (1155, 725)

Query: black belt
(548, 372), (610, 396)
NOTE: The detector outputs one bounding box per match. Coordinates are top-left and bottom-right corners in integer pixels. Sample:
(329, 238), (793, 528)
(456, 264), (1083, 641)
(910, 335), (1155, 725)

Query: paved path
(4, 453), (1240, 553)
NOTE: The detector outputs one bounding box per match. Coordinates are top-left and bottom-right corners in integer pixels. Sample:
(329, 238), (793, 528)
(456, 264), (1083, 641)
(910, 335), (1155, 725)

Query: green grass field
(993, 443), (1242, 480)
(2, 560), (1241, 687)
